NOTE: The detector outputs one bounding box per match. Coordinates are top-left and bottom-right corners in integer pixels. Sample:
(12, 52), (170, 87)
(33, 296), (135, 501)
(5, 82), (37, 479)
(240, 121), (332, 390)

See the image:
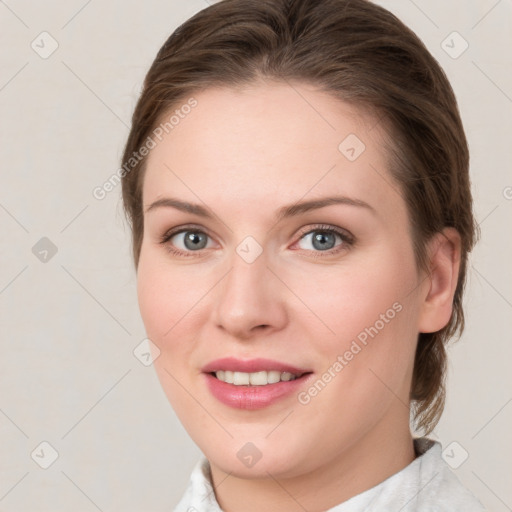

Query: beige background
(0, 0), (511, 510)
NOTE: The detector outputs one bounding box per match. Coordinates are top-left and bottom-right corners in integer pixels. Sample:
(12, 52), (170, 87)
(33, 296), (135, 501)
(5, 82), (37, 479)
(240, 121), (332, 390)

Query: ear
(418, 227), (462, 333)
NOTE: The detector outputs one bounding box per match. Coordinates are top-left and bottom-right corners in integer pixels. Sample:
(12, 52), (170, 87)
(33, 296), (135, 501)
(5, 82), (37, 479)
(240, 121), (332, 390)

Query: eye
(159, 223), (354, 258)
(294, 224), (354, 256)
(159, 226), (214, 257)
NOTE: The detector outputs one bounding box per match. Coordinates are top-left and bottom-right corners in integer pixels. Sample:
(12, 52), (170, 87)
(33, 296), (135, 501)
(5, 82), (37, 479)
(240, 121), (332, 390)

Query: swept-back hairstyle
(121, 0), (478, 433)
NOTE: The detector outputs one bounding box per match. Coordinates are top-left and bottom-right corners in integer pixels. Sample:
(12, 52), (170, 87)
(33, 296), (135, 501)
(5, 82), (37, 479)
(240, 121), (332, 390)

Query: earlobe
(418, 227), (462, 334)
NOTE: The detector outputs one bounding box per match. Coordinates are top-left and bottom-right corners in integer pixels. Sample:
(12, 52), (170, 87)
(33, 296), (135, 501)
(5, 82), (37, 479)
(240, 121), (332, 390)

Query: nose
(212, 249), (288, 341)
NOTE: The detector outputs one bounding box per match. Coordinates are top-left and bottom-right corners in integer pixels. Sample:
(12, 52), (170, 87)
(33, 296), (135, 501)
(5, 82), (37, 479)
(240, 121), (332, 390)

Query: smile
(213, 370), (300, 385)
(202, 357), (313, 409)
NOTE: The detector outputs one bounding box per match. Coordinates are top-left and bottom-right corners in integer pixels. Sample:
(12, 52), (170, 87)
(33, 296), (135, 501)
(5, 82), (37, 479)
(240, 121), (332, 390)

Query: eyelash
(159, 224), (355, 259)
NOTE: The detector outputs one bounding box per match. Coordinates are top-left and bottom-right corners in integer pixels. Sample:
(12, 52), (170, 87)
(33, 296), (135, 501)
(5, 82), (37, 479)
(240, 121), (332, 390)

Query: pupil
(185, 232), (207, 250)
(313, 231), (335, 250)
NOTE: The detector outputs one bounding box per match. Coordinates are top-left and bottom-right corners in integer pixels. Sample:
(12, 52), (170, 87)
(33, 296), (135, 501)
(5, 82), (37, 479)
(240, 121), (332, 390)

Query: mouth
(202, 357), (313, 409)
(211, 369), (305, 385)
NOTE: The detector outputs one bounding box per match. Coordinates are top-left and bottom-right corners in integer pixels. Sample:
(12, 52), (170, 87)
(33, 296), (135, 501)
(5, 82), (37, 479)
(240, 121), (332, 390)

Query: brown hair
(121, 0), (478, 433)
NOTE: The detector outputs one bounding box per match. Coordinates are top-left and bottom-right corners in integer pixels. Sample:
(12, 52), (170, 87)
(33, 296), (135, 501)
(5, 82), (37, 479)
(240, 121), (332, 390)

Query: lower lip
(204, 373), (311, 410)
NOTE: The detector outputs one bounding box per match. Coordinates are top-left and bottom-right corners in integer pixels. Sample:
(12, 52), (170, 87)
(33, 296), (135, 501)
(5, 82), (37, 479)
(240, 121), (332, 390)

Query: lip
(201, 357), (310, 375)
(202, 357), (313, 410)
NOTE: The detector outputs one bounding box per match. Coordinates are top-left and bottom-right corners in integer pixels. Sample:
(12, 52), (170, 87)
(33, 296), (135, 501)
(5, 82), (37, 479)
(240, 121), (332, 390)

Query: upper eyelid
(161, 223), (214, 241)
(296, 224), (352, 239)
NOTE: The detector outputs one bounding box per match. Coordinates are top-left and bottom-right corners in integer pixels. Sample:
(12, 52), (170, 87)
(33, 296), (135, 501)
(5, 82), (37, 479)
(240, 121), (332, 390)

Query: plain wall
(0, 0), (510, 510)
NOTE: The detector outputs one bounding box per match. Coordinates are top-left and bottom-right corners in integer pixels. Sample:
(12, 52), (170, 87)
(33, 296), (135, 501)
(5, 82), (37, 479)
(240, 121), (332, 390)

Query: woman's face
(137, 82), (428, 479)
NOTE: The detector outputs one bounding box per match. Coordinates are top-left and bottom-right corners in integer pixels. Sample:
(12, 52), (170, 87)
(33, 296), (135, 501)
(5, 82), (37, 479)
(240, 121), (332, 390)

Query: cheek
(292, 257), (419, 436)
(291, 249), (418, 351)
(137, 267), (170, 342)
(290, 245), (420, 416)
(136, 247), (221, 400)
(136, 249), (206, 342)
(136, 254), (199, 407)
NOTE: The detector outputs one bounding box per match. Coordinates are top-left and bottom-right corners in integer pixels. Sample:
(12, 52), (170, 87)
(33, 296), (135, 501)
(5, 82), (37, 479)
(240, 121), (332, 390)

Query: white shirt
(173, 438), (487, 511)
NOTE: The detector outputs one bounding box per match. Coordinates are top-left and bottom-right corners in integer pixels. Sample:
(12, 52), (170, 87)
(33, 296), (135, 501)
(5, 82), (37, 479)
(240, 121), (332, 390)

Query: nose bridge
(212, 245), (287, 338)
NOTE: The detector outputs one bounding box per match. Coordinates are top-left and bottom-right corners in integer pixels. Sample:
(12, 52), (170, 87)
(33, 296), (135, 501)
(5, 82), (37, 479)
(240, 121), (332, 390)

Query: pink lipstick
(202, 357), (313, 410)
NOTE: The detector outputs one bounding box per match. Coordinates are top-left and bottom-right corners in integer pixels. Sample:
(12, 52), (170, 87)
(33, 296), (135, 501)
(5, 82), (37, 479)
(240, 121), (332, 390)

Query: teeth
(214, 370), (298, 386)
(233, 371), (250, 385)
(249, 371), (267, 385)
(267, 370), (281, 384)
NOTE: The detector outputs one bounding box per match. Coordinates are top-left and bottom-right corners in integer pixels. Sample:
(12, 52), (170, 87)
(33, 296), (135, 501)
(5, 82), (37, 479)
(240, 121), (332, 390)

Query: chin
(194, 429), (319, 480)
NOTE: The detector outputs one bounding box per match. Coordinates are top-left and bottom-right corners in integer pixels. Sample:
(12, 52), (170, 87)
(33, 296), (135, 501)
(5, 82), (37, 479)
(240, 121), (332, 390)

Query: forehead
(142, 82), (404, 221)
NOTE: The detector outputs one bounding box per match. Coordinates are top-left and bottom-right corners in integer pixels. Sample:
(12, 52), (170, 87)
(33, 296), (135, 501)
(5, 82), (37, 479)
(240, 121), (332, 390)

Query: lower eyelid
(293, 235), (351, 255)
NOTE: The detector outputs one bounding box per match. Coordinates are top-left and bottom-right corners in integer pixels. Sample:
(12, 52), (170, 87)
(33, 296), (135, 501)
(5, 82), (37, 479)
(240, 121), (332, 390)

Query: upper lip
(202, 357), (311, 376)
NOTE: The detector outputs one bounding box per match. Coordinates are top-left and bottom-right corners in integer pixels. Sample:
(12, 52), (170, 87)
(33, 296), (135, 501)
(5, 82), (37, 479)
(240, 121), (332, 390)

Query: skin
(137, 81), (461, 512)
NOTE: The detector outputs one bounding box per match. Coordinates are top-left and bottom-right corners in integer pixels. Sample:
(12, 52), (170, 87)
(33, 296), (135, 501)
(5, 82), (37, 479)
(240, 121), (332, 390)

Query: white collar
(173, 437), (486, 511)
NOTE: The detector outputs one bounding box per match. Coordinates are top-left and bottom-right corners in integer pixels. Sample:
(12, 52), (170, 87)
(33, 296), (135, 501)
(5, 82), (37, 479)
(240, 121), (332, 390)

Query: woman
(121, 0), (486, 510)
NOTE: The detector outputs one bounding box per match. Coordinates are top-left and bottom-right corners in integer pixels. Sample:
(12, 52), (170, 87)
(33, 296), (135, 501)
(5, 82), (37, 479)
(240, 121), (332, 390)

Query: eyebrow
(145, 195), (376, 221)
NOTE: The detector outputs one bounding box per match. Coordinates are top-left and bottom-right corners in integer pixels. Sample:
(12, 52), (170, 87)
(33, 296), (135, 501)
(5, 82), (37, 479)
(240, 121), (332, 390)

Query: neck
(209, 410), (416, 512)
